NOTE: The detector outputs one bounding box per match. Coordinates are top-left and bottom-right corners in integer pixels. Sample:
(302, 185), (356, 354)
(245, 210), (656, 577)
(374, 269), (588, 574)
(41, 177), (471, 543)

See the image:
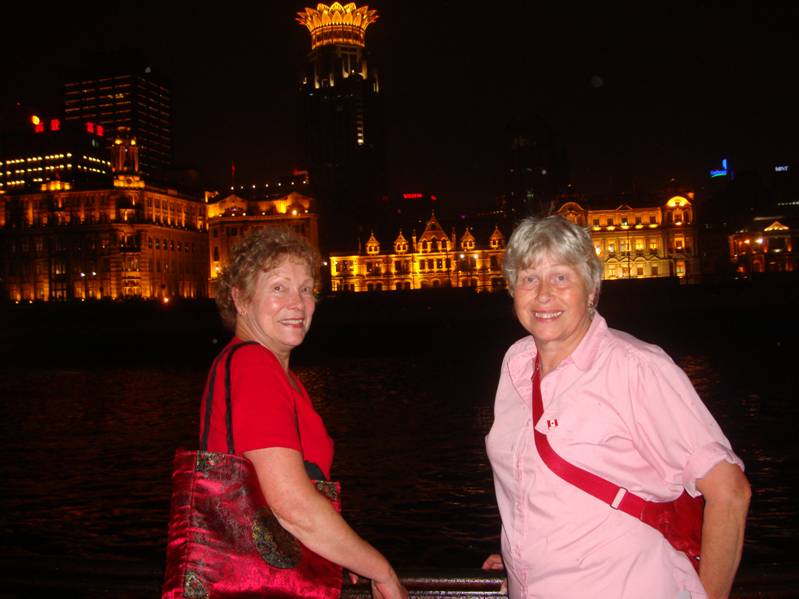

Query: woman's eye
(272, 285), (284, 293)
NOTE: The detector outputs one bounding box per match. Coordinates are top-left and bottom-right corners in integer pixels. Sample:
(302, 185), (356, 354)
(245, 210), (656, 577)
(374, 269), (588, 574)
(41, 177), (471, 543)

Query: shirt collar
(569, 312), (608, 371)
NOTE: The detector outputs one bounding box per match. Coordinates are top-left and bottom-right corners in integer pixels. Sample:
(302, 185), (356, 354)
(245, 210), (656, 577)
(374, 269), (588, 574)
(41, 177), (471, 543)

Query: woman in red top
(205, 227), (406, 599)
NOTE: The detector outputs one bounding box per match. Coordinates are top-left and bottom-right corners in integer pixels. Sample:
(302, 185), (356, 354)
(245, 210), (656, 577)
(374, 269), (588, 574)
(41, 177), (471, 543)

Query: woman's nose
(286, 288), (303, 307)
(535, 280), (551, 301)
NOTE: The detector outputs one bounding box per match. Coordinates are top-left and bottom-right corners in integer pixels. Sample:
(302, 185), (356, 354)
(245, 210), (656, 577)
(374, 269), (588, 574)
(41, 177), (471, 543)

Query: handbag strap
(531, 354), (651, 519)
(199, 341), (260, 453)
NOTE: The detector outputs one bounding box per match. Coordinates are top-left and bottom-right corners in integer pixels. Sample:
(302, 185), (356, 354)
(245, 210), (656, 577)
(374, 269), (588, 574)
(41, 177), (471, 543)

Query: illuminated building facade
(329, 194), (701, 293)
(297, 2), (386, 252)
(729, 217), (796, 274)
(206, 191), (319, 296)
(557, 194), (700, 282)
(0, 130), (207, 302)
(329, 212), (507, 292)
(63, 66), (172, 175)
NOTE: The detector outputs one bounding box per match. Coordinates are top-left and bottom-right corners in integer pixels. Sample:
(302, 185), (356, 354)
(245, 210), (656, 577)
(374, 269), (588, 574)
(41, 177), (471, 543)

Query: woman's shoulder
(602, 326), (673, 369)
(502, 335), (536, 370)
(505, 335), (535, 358)
(219, 339), (281, 371)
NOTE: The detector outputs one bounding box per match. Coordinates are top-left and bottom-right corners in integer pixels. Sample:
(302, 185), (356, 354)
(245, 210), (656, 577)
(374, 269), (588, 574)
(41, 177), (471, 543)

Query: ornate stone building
(206, 190), (319, 296)
(0, 129), (208, 301)
(328, 193), (701, 293)
(329, 212), (507, 292)
(557, 194), (700, 282)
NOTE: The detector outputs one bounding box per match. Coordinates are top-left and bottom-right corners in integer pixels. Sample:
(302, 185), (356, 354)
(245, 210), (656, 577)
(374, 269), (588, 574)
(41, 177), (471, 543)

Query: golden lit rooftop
(297, 2), (378, 49)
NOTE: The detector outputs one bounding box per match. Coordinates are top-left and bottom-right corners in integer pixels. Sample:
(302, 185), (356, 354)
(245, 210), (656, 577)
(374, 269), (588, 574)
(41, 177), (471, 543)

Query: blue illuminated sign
(710, 158), (729, 178)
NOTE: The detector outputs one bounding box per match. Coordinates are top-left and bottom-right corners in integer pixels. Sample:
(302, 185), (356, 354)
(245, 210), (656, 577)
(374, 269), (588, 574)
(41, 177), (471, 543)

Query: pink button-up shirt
(486, 314), (744, 599)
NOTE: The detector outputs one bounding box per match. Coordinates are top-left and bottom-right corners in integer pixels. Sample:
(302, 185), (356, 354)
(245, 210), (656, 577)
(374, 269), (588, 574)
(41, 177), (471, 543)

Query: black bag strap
(199, 341), (259, 453)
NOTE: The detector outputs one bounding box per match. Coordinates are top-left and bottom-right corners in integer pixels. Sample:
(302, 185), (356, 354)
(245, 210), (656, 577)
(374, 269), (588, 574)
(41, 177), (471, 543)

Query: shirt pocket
(549, 399), (622, 447)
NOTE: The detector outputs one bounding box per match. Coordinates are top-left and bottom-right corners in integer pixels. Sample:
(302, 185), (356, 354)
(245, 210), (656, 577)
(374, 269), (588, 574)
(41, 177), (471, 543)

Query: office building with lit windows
(0, 116), (110, 193)
(63, 65), (172, 175)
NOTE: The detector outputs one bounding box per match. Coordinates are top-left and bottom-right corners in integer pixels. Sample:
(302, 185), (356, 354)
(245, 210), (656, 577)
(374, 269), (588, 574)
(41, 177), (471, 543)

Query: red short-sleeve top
(199, 339), (334, 479)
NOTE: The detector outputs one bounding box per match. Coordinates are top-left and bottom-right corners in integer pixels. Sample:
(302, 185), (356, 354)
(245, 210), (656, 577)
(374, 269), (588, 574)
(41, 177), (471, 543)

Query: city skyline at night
(1, 1), (797, 217)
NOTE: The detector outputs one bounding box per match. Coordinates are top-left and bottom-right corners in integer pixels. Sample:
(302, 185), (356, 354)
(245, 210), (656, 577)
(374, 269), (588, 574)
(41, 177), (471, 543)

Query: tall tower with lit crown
(297, 2), (386, 253)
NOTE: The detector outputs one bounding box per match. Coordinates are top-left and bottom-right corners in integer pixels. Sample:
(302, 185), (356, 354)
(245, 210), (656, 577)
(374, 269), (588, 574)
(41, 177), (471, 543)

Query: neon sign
(710, 158), (729, 178)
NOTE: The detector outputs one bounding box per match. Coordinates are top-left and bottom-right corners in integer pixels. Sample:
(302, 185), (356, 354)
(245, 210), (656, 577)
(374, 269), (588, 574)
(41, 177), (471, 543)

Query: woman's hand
(482, 554), (507, 594)
(482, 553), (504, 570)
(370, 567), (408, 599)
(246, 447), (407, 593)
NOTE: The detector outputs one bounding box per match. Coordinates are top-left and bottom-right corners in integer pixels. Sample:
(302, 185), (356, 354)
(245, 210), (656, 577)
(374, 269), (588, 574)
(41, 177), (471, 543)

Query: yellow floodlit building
(0, 185), (208, 302)
(329, 193), (701, 293)
(206, 191), (319, 296)
(0, 128), (209, 302)
(557, 194), (700, 282)
(329, 212), (507, 292)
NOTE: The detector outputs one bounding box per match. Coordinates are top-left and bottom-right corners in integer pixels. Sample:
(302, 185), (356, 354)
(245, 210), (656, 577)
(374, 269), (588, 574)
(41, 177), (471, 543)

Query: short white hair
(503, 215), (602, 304)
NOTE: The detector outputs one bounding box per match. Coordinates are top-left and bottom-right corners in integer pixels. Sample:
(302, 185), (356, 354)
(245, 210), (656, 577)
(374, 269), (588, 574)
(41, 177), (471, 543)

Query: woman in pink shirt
(483, 216), (750, 599)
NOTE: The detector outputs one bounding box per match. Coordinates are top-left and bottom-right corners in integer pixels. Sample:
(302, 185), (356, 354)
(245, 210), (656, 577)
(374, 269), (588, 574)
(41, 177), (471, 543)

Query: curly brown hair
(215, 227), (320, 330)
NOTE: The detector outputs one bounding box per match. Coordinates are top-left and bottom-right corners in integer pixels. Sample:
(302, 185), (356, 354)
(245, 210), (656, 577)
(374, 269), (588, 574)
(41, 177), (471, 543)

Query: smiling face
(232, 256), (316, 368)
(513, 253), (595, 369)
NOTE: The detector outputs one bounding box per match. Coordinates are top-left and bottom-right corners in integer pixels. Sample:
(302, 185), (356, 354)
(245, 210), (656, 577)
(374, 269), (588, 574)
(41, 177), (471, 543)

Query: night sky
(2, 1), (797, 213)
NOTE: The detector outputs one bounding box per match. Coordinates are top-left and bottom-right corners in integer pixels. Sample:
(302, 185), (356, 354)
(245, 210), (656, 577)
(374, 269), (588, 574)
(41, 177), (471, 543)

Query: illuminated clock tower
(297, 2), (386, 253)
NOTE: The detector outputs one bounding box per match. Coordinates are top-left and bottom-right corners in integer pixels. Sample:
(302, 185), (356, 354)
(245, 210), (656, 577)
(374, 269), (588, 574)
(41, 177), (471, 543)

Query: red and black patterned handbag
(162, 342), (343, 598)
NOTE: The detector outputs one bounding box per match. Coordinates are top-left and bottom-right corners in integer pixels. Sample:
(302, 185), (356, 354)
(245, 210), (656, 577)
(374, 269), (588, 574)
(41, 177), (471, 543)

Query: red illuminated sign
(50, 119), (61, 131)
(402, 193), (424, 199)
(34, 123), (45, 133)
(96, 125), (104, 137)
(86, 122), (95, 134)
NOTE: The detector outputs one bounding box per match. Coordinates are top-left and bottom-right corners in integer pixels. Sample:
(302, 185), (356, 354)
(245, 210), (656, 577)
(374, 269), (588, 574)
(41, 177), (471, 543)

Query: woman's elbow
(734, 473), (752, 513)
(265, 491), (319, 538)
(705, 464), (751, 515)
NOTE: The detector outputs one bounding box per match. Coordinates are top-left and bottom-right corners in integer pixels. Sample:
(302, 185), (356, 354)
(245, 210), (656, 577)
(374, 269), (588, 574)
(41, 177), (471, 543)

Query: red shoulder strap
(532, 355), (648, 518)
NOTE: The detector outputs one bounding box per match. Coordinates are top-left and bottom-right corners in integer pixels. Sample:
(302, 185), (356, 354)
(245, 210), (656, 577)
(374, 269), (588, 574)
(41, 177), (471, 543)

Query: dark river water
(0, 284), (797, 581)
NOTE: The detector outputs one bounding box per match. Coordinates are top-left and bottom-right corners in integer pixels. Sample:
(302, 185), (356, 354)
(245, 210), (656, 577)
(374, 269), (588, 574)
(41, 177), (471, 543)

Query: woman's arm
(695, 460), (751, 599)
(245, 447), (407, 599)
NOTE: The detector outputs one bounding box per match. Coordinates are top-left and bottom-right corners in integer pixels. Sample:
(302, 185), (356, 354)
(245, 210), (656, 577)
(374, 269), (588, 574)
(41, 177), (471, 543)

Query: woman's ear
(231, 287), (246, 316)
